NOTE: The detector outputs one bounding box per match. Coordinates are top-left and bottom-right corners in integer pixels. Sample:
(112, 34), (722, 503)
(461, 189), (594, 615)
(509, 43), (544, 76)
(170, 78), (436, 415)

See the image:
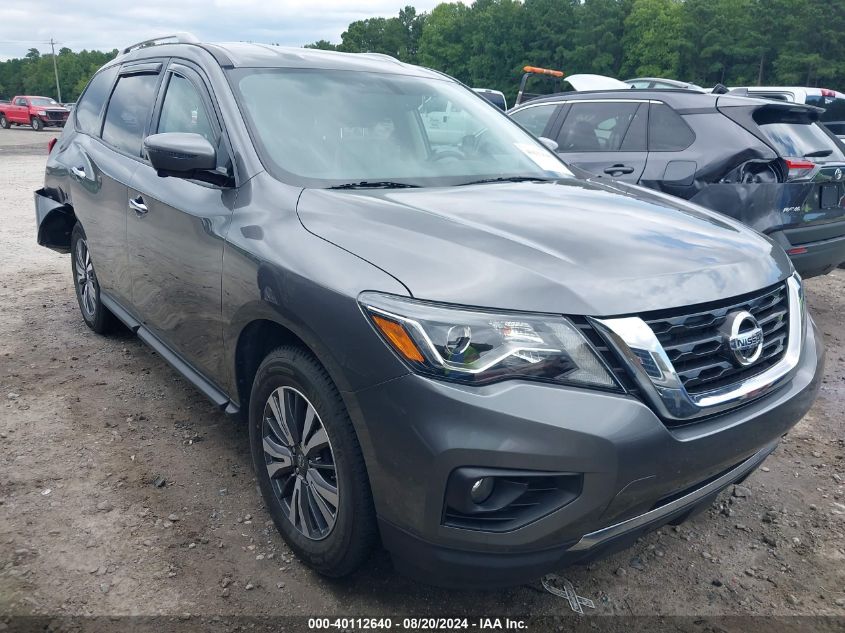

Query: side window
(157, 73), (215, 143)
(15, 98), (27, 106)
(648, 103), (695, 151)
(75, 66), (118, 136)
(555, 102), (639, 152)
(510, 105), (557, 137)
(102, 72), (159, 156)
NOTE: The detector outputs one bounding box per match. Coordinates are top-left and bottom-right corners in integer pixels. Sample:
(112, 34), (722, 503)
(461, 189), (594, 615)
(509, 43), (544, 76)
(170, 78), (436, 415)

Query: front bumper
(347, 316), (824, 587)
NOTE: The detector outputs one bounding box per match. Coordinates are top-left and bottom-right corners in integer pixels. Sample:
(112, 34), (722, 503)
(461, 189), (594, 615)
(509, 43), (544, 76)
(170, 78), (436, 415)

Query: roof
(111, 38), (441, 78)
(510, 89), (818, 112)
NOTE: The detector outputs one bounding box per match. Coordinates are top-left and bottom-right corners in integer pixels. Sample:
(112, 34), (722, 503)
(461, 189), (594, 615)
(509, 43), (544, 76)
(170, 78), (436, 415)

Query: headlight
(36, 110), (47, 116)
(360, 292), (619, 389)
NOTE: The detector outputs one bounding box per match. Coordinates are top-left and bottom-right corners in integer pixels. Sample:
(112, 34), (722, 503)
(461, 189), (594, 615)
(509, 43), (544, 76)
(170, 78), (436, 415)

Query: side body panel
(56, 133), (139, 303)
(641, 111), (776, 200)
(127, 171), (235, 384)
(9, 98), (31, 123)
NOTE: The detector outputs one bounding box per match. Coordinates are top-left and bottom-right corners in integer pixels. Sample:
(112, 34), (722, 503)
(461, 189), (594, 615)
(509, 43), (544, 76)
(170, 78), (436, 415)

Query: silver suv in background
(510, 89), (845, 278)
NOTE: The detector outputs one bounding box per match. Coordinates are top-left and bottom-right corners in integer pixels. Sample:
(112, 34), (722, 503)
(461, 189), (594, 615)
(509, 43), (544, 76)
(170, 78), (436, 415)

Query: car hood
(296, 179), (792, 316)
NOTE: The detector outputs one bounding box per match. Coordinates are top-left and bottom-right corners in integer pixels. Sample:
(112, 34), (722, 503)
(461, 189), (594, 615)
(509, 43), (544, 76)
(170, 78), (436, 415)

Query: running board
(101, 293), (240, 416)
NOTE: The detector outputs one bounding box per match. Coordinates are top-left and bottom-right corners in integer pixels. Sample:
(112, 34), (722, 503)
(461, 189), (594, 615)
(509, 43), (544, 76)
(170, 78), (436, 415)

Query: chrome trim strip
(569, 442), (776, 551)
(590, 275), (805, 420)
(511, 99), (663, 113)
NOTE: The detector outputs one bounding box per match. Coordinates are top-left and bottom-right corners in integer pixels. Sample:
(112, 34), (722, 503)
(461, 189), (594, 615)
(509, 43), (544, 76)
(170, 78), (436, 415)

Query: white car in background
(728, 86), (845, 140)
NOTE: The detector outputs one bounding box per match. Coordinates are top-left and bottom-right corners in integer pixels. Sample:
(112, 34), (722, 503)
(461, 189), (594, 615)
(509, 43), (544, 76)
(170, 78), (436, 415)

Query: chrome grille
(643, 283), (789, 395)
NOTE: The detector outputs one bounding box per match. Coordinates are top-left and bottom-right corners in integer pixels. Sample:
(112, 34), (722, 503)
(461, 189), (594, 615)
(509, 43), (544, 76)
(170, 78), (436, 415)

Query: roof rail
(356, 52), (402, 65)
(123, 32), (199, 54)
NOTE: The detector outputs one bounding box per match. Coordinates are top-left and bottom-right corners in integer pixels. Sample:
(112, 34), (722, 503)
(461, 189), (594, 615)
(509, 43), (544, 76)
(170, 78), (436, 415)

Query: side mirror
(144, 132), (217, 175)
(538, 136), (559, 152)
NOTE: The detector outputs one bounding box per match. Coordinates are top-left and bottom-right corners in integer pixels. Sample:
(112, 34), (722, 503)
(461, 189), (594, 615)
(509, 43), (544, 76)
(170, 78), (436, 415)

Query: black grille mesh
(642, 283), (789, 394)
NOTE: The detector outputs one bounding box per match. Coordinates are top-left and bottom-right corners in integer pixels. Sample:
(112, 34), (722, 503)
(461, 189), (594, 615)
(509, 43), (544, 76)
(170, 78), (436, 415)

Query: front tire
(31, 117), (43, 131)
(249, 346), (377, 577)
(70, 224), (114, 334)
(0, 115), (9, 129)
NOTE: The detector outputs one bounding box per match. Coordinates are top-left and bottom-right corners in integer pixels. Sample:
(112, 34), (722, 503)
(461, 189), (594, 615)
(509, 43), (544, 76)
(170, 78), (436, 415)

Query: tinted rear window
(757, 120), (845, 160)
(75, 67), (118, 136)
(102, 73), (159, 156)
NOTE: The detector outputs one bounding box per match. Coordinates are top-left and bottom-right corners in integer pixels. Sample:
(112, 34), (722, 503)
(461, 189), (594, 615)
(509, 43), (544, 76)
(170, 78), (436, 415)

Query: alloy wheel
(74, 237), (97, 319)
(262, 386), (339, 540)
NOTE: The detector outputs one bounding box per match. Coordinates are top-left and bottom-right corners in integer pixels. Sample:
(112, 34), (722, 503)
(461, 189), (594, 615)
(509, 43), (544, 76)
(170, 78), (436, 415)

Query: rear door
(127, 61), (235, 382)
(58, 63), (162, 306)
(550, 100), (648, 182)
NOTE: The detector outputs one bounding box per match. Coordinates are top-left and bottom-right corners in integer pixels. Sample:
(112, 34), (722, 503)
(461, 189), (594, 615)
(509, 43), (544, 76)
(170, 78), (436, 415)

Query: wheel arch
(231, 312), (358, 417)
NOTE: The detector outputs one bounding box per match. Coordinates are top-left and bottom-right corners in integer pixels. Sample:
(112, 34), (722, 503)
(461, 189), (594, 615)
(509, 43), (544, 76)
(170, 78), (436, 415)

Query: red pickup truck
(0, 96), (70, 131)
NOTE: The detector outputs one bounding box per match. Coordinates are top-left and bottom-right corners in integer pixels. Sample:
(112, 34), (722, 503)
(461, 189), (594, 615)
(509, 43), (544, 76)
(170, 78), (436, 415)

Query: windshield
(228, 68), (572, 188)
(29, 97), (59, 107)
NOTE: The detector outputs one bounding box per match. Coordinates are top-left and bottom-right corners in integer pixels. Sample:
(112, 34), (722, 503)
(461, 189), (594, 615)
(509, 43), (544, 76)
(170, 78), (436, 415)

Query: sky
(0, 0), (445, 60)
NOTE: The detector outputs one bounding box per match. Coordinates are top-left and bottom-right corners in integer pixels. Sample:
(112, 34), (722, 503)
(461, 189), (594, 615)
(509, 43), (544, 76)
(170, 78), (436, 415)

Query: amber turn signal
(371, 315), (425, 363)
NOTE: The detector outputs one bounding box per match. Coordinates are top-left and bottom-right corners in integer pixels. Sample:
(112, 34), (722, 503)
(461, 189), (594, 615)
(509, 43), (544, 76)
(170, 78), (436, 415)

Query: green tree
(566, 0), (632, 77)
(417, 3), (472, 81)
(621, 0), (683, 78)
(304, 40), (338, 50)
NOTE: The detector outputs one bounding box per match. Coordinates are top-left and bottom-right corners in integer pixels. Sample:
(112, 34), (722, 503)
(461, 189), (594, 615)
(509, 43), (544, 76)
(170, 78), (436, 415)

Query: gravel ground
(0, 128), (843, 626)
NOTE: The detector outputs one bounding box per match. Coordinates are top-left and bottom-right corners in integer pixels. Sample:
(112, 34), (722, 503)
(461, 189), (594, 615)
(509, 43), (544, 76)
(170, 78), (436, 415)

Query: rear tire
(249, 346), (377, 577)
(0, 115), (9, 129)
(70, 223), (115, 334)
(31, 117), (43, 131)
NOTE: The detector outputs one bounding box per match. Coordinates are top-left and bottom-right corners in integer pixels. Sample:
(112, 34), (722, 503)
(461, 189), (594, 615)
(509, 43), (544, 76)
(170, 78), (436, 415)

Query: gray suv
(35, 35), (824, 587)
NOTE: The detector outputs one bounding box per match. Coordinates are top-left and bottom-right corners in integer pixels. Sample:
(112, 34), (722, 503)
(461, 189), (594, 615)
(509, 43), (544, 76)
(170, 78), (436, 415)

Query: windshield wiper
(804, 149), (833, 158)
(328, 181), (420, 190)
(457, 176), (557, 186)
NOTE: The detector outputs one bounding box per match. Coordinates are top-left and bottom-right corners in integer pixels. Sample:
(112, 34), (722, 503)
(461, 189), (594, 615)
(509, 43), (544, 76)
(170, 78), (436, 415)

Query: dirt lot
(0, 127), (843, 627)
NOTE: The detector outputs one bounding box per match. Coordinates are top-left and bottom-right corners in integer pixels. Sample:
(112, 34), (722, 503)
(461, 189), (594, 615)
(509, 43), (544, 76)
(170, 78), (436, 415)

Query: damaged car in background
(510, 89), (845, 278)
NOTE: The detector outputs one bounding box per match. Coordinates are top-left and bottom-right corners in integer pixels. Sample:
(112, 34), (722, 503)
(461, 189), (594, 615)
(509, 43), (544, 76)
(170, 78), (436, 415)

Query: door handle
(129, 196), (148, 216)
(70, 165), (86, 179)
(603, 165), (635, 176)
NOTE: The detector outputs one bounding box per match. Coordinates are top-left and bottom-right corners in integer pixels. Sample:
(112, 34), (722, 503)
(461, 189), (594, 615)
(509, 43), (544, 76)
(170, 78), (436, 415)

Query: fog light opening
(470, 477), (495, 504)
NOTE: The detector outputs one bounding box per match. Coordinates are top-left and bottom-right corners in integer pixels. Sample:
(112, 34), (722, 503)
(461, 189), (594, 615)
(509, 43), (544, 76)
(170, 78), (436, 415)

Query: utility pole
(50, 38), (62, 103)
